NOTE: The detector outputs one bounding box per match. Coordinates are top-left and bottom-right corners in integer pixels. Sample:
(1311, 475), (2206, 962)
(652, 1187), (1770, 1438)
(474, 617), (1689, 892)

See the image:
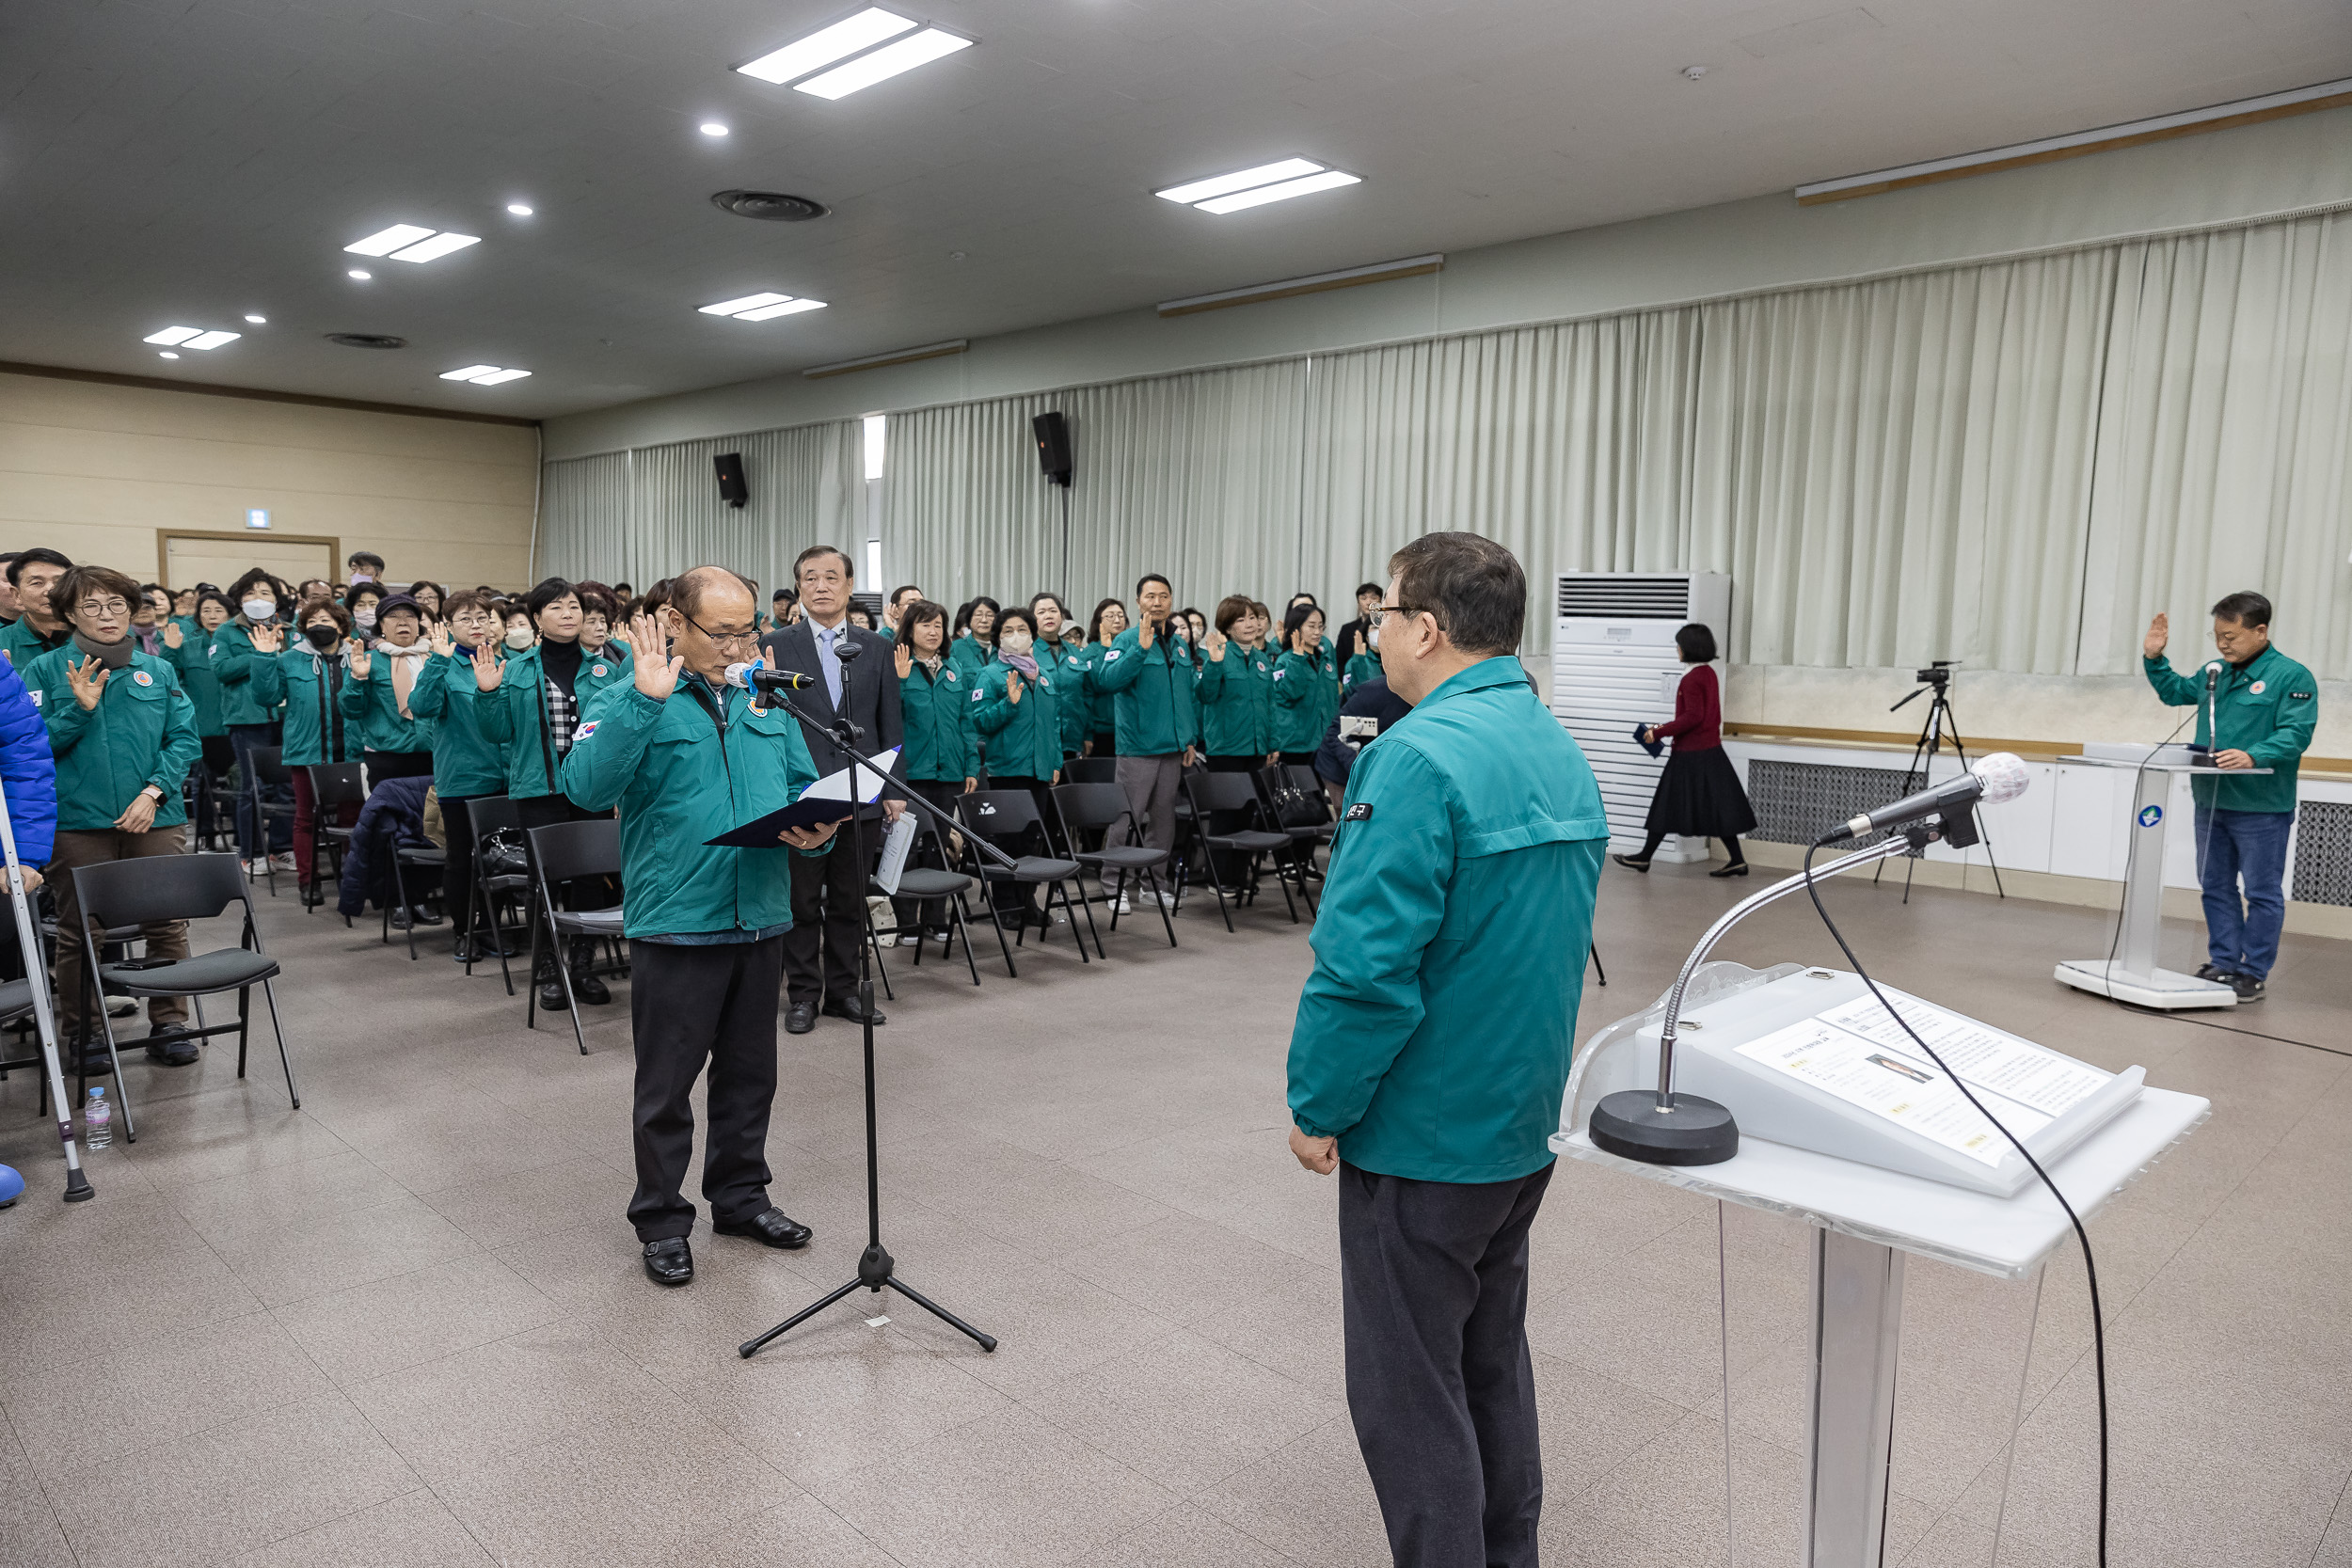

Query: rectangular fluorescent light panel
(182, 330), (242, 350)
(1194, 169), (1360, 214)
(345, 224), (437, 256)
(734, 297), (827, 320)
(144, 325), (202, 345)
(1155, 159), (1327, 206)
(738, 8), (915, 84)
(471, 368), (532, 385)
(441, 365), (502, 381)
(794, 28), (972, 99)
(700, 293), (794, 316)
(389, 231), (480, 262)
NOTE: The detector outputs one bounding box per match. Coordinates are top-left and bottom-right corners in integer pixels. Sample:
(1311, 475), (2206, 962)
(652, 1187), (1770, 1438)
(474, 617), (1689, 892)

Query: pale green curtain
(536, 420), (860, 591)
(2078, 209), (2352, 677)
(882, 395), (1063, 612)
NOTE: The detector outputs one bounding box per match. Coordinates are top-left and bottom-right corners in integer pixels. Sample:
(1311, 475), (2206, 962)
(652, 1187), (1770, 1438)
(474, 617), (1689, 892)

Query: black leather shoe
(571, 971), (612, 1006)
(1708, 863), (1751, 879)
(2227, 972), (2265, 1002)
(714, 1207), (813, 1249)
(785, 1001), (816, 1036)
(643, 1236), (693, 1286)
(538, 979), (569, 1012)
(821, 997), (886, 1026)
(144, 1026), (201, 1067)
(2194, 962), (2230, 982)
(72, 1042), (115, 1076)
(1611, 854), (1651, 873)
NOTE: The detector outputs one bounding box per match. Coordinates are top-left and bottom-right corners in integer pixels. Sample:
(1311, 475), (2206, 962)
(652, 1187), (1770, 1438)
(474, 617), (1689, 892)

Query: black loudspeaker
(714, 451), (748, 509)
(1032, 411), (1072, 487)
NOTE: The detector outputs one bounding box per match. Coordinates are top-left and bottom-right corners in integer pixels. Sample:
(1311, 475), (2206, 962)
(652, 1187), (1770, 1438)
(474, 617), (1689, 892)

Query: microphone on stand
(1816, 752), (2029, 846)
(723, 663), (819, 694)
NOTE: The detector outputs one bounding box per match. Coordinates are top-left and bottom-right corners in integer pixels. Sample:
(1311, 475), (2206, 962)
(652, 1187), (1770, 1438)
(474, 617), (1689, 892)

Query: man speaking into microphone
(563, 567), (840, 1288)
(1286, 532), (1608, 1568)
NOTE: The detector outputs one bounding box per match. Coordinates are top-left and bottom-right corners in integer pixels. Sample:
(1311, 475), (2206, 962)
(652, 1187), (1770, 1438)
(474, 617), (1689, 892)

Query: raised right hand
(2143, 612), (2169, 660)
(67, 655), (109, 711)
(633, 630), (683, 702)
(894, 642), (913, 678)
(348, 642), (373, 679)
(1135, 610), (1155, 651)
(1006, 672), (1023, 705)
(473, 647), (506, 691)
(427, 623), (454, 658)
(1203, 626), (1227, 662)
(250, 622), (284, 654)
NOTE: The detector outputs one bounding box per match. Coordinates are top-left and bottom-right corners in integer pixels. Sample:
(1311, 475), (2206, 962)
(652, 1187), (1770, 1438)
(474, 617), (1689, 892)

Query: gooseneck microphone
(1817, 752), (2029, 845)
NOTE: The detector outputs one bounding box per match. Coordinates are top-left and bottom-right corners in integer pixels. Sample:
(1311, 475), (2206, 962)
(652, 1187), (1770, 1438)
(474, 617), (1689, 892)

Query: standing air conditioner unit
(1551, 572), (1732, 859)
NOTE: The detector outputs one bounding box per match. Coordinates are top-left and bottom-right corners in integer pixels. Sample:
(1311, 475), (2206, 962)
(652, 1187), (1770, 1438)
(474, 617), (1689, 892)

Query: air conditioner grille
(1557, 575), (1691, 619)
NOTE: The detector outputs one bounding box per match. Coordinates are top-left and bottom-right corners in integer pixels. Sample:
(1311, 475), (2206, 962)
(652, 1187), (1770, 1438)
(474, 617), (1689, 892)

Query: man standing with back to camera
(1288, 531), (1608, 1568)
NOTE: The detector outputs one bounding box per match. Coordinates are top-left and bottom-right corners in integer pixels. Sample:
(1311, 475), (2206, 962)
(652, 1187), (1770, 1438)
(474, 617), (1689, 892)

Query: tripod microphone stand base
(739, 1241), (998, 1357)
(1589, 1089), (1740, 1165)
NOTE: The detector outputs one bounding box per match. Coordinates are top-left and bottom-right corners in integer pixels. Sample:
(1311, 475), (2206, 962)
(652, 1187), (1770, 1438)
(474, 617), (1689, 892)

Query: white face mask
(241, 598), (276, 622)
(504, 626), (534, 650)
(999, 631), (1033, 657)
(354, 608), (377, 629)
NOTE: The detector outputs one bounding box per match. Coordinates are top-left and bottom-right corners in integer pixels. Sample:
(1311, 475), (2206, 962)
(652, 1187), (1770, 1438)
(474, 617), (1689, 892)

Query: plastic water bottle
(84, 1087), (112, 1150)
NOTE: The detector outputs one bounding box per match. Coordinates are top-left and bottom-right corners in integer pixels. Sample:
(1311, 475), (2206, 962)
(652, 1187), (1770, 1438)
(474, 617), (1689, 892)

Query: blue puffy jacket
(0, 655), (57, 866)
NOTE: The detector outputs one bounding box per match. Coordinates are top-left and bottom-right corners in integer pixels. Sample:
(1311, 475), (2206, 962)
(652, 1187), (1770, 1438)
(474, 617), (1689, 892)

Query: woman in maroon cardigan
(1613, 623), (1756, 878)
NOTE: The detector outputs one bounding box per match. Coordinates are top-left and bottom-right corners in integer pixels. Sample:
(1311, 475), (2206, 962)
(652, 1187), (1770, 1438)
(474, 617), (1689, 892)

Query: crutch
(0, 786), (94, 1201)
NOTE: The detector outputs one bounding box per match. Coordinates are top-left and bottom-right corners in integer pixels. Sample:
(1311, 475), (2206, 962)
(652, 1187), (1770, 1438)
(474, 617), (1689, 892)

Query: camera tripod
(1880, 664), (2005, 903)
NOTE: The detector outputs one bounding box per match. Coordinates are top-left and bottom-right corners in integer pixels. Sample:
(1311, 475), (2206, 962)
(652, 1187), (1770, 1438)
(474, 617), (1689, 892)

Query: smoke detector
(326, 332), (406, 350)
(1681, 64), (1709, 80)
(711, 189), (829, 222)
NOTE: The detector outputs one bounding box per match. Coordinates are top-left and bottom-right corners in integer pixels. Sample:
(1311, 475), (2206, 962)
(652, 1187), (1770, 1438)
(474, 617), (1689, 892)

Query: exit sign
(246, 509), (270, 530)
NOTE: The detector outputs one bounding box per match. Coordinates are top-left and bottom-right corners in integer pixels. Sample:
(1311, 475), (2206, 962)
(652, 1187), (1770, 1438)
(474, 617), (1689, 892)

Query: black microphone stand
(739, 655), (1009, 1356)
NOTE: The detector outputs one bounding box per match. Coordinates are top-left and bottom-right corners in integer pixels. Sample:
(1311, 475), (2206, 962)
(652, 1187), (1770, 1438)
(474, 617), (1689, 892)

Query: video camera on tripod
(1891, 658), (1960, 713)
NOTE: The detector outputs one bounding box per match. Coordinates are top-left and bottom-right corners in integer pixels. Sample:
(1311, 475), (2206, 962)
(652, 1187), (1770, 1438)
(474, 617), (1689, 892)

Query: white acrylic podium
(1558, 963), (2209, 1567)
(2053, 755), (2269, 1010)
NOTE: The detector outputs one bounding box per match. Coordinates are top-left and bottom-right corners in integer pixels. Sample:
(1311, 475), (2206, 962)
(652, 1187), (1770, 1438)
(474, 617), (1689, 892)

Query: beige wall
(0, 371), (539, 594)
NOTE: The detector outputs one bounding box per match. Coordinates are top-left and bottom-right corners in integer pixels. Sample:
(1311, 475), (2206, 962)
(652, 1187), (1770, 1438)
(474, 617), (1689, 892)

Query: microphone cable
(1801, 839), (2112, 1568)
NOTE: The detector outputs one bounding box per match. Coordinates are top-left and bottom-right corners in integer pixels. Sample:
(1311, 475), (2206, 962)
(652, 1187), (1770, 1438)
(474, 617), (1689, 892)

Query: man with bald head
(564, 566), (842, 1287)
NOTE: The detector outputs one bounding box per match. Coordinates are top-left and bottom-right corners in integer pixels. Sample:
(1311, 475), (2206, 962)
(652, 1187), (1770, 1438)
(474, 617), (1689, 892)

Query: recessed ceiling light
(1193, 168), (1361, 214)
(440, 365), (531, 384)
(794, 27), (972, 98)
(700, 121), (730, 136)
(158, 351), (180, 359)
(144, 325), (202, 345)
(699, 292), (826, 320)
(472, 368), (532, 385)
(388, 231), (479, 262)
(738, 8), (916, 84)
(348, 269), (373, 280)
(345, 223), (437, 257)
(183, 330), (242, 351)
(441, 364), (502, 381)
(507, 203), (533, 216)
(244, 313), (267, 324)
(1155, 159), (1327, 206)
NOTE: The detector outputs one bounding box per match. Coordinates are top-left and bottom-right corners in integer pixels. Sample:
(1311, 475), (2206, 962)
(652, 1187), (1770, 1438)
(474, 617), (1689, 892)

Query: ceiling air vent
(711, 189), (829, 222)
(326, 332), (406, 350)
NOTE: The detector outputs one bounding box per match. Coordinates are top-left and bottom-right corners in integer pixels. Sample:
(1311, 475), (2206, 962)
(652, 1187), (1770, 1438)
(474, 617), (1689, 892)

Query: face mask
(504, 626), (534, 650)
(241, 598), (277, 622)
(354, 608), (377, 629)
(304, 624), (340, 650)
(999, 632), (1032, 657)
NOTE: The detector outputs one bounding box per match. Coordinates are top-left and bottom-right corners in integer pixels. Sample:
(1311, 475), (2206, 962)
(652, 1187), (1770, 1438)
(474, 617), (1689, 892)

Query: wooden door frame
(157, 528), (343, 587)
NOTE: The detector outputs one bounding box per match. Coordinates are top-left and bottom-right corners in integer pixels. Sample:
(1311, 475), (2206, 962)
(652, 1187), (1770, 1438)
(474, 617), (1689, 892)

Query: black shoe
(72, 1042), (115, 1076)
(538, 979), (569, 1012)
(1709, 862), (1750, 879)
(786, 1001), (816, 1036)
(1612, 854), (1651, 873)
(821, 997), (886, 1026)
(571, 971), (612, 1006)
(389, 906), (414, 930)
(2194, 962), (2230, 982)
(144, 1026), (201, 1067)
(642, 1236), (693, 1286)
(713, 1207), (813, 1249)
(2226, 972), (2265, 1003)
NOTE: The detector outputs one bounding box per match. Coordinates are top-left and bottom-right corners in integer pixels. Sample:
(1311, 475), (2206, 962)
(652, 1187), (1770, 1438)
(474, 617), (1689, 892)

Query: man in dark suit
(759, 546), (904, 1035)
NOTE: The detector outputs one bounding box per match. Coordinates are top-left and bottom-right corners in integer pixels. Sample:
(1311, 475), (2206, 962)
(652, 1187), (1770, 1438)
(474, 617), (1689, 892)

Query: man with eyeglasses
(758, 546), (903, 1036)
(0, 548), (75, 670)
(21, 565), (205, 1069)
(1286, 532), (1608, 1568)
(564, 567), (840, 1287)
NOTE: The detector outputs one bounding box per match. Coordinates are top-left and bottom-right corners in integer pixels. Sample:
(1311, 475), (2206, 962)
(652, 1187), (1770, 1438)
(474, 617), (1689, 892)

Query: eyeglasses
(681, 610), (760, 650)
(75, 597), (132, 618)
(1367, 603), (1430, 628)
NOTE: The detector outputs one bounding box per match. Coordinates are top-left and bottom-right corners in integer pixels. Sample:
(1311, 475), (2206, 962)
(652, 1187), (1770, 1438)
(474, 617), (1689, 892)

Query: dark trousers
(49, 828), (191, 1039)
(1340, 1158), (1554, 1568)
(289, 768), (357, 888)
(230, 722), (291, 858)
(628, 936), (785, 1241)
(785, 824), (868, 1006)
(2195, 806), (2293, 978)
(441, 795), (481, 940)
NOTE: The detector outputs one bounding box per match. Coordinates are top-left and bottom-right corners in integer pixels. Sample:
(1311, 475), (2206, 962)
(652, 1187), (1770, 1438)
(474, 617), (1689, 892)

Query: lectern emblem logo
(2137, 805), (2163, 828)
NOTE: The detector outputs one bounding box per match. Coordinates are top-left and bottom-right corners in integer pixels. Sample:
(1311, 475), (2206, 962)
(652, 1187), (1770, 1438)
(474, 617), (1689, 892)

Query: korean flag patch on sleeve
(574, 720), (599, 743)
(972, 689), (986, 702)
(26, 689), (40, 708)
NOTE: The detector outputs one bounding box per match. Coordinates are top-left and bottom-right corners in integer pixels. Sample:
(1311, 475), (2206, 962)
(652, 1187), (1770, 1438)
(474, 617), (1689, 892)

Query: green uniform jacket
(1288, 657), (1610, 1182)
(1271, 648), (1341, 755)
(23, 647), (201, 832)
(1035, 641), (1087, 754)
(1196, 646), (1275, 758)
(947, 636), (994, 680)
(0, 619), (72, 673)
(209, 620), (283, 727)
(340, 652), (438, 755)
(260, 647), (355, 766)
(1342, 652), (1382, 697)
(1092, 626), (1201, 754)
(560, 677), (828, 939)
(2144, 646), (2317, 813)
(476, 643), (633, 800)
(971, 658), (1066, 779)
(898, 661), (977, 783)
(166, 632), (227, 736)
(1065, 641), (1118, 739)
(408, 653), (509, 797)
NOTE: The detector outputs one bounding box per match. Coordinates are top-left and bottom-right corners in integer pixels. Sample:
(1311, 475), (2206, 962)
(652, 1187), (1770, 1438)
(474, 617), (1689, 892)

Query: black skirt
(1645, 747), (1756, 838)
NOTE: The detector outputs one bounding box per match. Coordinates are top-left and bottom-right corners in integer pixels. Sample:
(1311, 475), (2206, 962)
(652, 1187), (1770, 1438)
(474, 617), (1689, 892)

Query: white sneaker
(268, 852), (298, 872)
(1152, 890), (1180, 910)
(105, 995), (138, 1018)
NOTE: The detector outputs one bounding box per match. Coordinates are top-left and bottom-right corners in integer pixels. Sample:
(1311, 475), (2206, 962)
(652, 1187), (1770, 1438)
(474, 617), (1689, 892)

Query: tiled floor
(2, 859), (2346, 1568)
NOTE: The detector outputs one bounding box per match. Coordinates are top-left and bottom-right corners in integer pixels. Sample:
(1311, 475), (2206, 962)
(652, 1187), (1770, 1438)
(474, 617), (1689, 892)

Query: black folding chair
(385, 843), (446, 960)
(464, 796), (528, 993)
(1051, 783), (1175, 951)
(244, 748), (297, 896)
(1256, 765), (1333, 913)
(305, 762), (367, 915)
(1065, 756), (1119, 784)
(1180, 770), (1301, 930)
(70, 852), (299, 1139)
(525, 819), (627, 1053)
(956, 790), (1093, 977)
(868, 812), (984, 986)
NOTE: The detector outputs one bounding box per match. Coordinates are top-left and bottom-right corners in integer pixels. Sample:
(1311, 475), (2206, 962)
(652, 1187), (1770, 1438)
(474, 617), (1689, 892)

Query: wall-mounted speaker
(1032, 411), (1072, 487)
(714, 451), (748, 508)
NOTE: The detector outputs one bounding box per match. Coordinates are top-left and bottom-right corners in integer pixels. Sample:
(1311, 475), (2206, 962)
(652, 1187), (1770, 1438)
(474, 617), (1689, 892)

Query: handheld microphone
(724, 663), (819, 693)
(1818, 752), (2029, 844)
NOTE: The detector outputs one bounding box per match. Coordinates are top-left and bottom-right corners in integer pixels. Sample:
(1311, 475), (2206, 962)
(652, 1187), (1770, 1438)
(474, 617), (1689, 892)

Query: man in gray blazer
(758, 546), (905, 1035)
